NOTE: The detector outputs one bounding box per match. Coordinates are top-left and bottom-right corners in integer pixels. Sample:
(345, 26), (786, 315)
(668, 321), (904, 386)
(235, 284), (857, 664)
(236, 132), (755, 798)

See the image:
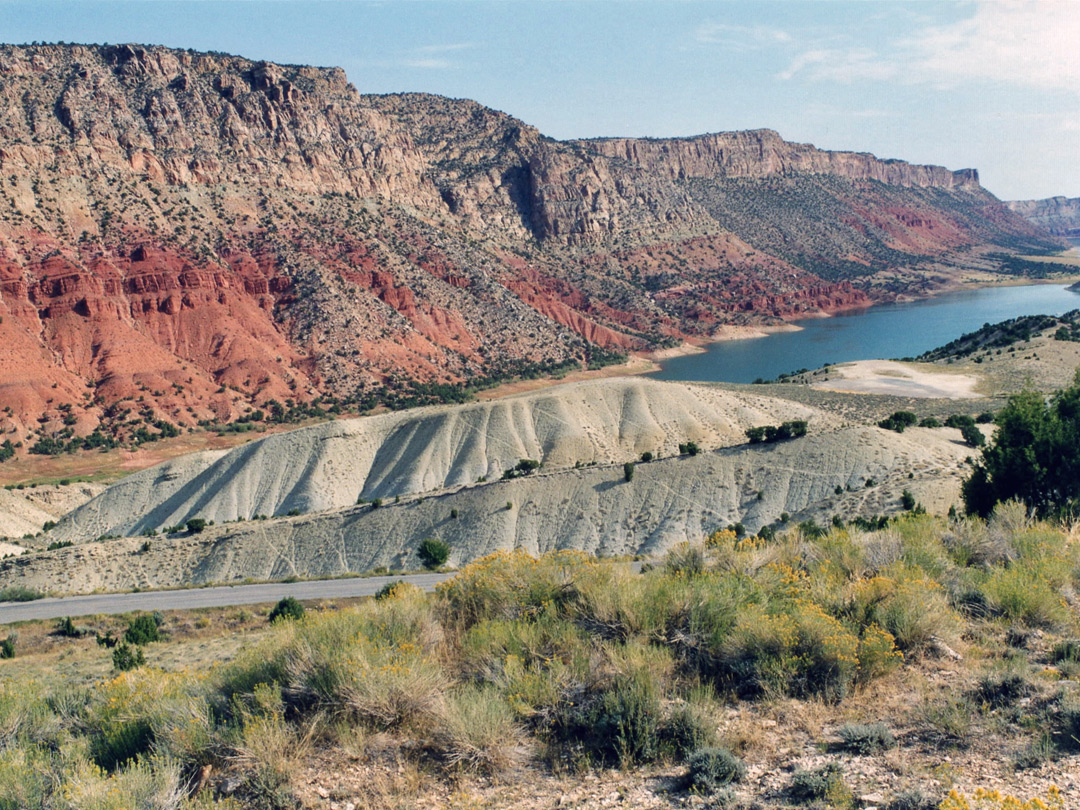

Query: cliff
(0, 43), (1059, 448)
(1006, 196), (1080, 237)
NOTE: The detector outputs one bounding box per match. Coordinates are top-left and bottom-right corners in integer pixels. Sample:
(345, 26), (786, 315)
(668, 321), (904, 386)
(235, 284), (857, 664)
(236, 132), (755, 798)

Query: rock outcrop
(0, 44), (1059, 446)
(1007, 196), (1080, 237)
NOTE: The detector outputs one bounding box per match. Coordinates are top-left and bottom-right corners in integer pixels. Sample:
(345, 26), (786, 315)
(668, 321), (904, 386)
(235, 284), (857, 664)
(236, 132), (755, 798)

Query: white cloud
(400, 43), (472, 70)
(414, 43), (473, 55)
(402, 58), (453, 70)
(695, 22), (791, 52)
(782, 1), (1080, 92)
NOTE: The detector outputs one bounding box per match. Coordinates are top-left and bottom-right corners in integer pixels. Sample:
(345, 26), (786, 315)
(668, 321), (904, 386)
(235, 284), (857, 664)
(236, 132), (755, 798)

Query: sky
(1, 0), (1077, 201)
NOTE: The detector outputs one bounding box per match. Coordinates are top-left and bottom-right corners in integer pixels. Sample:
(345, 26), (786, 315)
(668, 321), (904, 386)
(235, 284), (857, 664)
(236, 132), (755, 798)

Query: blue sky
(2, 1), (1077, 201)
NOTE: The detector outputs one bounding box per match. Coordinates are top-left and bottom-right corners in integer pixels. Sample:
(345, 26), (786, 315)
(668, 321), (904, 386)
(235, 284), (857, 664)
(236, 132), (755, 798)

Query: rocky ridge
(1007, 195), (1080, 237)
(0, 43), (1060, 449)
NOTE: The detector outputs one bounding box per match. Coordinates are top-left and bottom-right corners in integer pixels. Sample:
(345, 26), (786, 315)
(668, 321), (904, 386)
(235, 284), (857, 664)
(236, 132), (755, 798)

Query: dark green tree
(418, 538), (450, 569)
(960, 423), (985, 448)
(962, 373), (1080, 518)
(112, 642), (144, 671)
(123, 614), (161, 645)
(268, 596), (306, 623)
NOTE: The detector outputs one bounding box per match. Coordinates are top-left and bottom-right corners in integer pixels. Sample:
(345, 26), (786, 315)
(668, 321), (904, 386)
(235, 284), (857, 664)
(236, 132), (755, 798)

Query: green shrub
(111, 642), (145, 672)
(838, 722), (896, 754)
(945, 414), (977, 430)
(879, 411), (918, 433)
(664, 542), (707, 578)
(975, 670), (1034, 709)
(240, 595), (444, 733)
(96, 631), (118, 648)
(963, 374), (1080, 518)
(0, 586), (44, 602)
(567, 671), (661, 767)
(1051, 639), (1080, 664)
(980, 564), (1071, 628)
(789, 762), (849, 804)
(748, 421), (808, 443)
(1014, 733), (1056, 770)
(374, 580), (406, 601)
(436, 549), (596, 631)
(678, 441), (700, 456)
(848, 572), (958, 653)
(960, 423), (985, 448)
(54, 616), (85, 638)
(663, 696), (719, 759)
(268, 596), (305, 623)
(623, 461), (634, 482)
(123, 614), (161, 645)
(0, 636), (13, 659)
(686, 747), (746, 792)
(185, 517), (207, 533)
(720, 601), (860, 701)
(502, 458), (542, 479)
(419, 538), (450, 569)
(1056, 693), (1080, 752)
(888, 789), (936, 810)
(901, 490), (916, 510)
(640, 451), (653, 462)
(433, 684), (522, 775)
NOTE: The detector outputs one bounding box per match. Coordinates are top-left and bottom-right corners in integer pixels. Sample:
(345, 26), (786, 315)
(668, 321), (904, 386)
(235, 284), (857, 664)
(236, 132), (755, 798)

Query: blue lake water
(649, 283), (1080, 384)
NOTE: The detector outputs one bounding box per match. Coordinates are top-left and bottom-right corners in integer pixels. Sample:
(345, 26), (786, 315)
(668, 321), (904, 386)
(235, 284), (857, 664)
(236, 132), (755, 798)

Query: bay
(649, 283), (1080, 384)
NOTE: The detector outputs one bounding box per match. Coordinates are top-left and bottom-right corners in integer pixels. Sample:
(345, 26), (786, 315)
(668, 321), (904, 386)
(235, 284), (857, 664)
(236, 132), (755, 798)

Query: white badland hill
(4, 378), (978, 594)
(48, 378), (824, 543)
(0, 483), (105, 547)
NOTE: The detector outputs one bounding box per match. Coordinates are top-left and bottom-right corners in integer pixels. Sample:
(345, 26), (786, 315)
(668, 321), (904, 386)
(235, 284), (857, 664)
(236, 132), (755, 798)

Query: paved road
(0, 573), (454, 624)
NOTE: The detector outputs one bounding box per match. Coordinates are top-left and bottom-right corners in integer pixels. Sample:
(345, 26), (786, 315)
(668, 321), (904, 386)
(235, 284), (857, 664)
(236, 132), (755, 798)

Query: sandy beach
(811, 359), (982, 399)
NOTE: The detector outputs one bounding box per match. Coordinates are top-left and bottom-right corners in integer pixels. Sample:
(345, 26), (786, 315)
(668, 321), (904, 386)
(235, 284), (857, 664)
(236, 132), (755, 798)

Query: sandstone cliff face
(1007, 196), (1080, 237)
(584, 130), (979, 189)
(0, 44), (1059, 448)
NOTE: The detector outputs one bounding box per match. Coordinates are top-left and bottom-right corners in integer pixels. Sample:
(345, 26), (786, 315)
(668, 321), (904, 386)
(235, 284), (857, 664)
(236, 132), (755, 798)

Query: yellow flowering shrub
(722, 601), (860, 700)
(939, 786), (1065, 810)
(437, 549), (598, 629)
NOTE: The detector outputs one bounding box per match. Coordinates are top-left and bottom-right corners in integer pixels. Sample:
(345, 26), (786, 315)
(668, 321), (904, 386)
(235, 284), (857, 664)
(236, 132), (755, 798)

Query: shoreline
(478, 271), (1080, 402)
(4, 269), (1076, 485)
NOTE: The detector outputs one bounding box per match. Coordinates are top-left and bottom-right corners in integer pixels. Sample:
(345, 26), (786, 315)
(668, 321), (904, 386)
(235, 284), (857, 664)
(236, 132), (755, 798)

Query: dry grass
(1, 512), (1079, 808)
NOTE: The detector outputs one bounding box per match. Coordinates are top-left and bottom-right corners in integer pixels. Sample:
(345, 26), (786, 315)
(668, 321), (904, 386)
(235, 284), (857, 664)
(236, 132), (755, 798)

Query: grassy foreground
(1, 505), (1079, 809)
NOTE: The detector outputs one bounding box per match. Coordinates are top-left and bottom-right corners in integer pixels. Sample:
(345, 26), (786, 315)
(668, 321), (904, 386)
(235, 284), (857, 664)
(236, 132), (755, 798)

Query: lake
(649, 283), (1080, 384)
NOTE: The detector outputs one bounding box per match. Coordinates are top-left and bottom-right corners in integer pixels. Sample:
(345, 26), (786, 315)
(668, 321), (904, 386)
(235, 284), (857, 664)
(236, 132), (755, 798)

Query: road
(0, 573), (454, 624)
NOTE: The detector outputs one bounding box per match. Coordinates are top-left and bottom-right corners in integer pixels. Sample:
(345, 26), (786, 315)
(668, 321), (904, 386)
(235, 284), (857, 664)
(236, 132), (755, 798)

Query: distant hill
(0, 43), (1060, 450)
(918, 309), (1080, 362)
(1006, 196), (1080, 237)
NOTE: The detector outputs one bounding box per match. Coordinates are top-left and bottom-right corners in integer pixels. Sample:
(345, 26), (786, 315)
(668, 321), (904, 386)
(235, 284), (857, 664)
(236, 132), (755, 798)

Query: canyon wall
(0, 44), (1059, 448)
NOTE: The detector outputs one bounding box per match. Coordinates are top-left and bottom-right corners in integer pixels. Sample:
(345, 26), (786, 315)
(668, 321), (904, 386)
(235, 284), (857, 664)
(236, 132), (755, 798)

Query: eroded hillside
(0, 43), (1061, 452)
(3, 378), (979, 594)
